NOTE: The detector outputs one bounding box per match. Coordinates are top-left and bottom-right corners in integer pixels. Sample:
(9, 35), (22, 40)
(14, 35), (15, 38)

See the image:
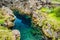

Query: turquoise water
(13, 10), (46, 40)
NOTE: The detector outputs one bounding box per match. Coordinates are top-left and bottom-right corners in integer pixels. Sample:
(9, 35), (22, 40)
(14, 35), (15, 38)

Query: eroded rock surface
(0, 6), (15, 28)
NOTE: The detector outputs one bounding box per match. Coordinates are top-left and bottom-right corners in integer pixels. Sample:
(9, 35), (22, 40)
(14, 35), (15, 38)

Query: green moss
(52, 0), (60, 2)
(0, 8), (20, 40)
(0, 26), (20, 40)
(0, 26), (12, 40)
(0, 11), (4, 24)
(48, 7), (60, 22)
(36, 6), (60, 40)
(40, 7), (53, 13)
(54, 7), (60, 17)
(0, 19), (5, 24)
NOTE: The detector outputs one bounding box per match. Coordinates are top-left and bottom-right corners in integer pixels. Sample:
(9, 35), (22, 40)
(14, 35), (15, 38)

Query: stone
(0, 6), (15, 28)
(12, 30), (20, 40)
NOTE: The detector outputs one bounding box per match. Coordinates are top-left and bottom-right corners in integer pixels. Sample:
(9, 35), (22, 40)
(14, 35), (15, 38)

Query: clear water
(12, 10), (46, 40)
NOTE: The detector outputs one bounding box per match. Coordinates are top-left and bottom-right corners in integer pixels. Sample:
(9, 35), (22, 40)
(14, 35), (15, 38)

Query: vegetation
(0, 10), (5, 24)
(0, 26), (20, 40)
(0, 26), (14, 40)
(32, 0), (60, 39)
(37, 5), (60, 40)
(0, 0), (60, 40)
(0, 8), (20, 40)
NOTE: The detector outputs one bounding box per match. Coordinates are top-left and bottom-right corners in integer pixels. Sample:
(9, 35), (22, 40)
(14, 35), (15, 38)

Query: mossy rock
(36, 7), (60, 40)
(0, 26), (20, 40)
(48, 7), (60, 22)
(0, 10), (5, 24)
(0, 7), (15, 28)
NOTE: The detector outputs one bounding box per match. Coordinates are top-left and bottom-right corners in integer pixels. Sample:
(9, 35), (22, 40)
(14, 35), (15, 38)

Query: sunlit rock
(12, 30), (20, 40)
(0, 6), (15, 28)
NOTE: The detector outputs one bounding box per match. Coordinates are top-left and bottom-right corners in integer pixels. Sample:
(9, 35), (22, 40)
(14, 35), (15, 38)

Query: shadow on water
(13, 10), (32, 26)
(12, 10), (46, 40)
